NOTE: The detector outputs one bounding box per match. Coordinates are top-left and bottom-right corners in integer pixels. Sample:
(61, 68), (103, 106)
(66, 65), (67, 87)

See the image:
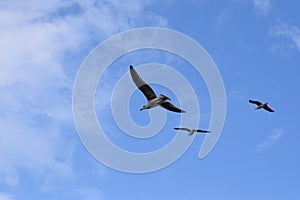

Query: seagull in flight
(249, 100), (275, 112)
(130, 65), (186, 113)
(174, 128), (210, 136)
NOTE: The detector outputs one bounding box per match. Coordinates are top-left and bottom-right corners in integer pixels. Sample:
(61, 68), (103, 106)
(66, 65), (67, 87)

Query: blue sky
(1, 0), (300, 199)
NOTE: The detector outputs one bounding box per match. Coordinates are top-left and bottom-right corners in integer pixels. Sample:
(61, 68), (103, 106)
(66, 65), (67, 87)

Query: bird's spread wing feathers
(249, 99), (262, 106)
(174, 128), (190, 132)
(264, 105), (275, 112)
(160, 102), (186, 113)
(130, 65), (157, 100)
(196, 129), (210, 133)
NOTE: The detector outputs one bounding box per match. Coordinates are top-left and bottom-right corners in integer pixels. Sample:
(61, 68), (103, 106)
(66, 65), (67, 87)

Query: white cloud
(0, 0), (167, 193)
(270, 23), (300, 52)
(0, 117), (74, 188)
(76, 187), (105, 200)
(0, 193), (13, 200)
(257, 129), (283, 151)
(63, 186), (105, 200)
(253, 0), (271, 15)
(252, 1), (300, 54)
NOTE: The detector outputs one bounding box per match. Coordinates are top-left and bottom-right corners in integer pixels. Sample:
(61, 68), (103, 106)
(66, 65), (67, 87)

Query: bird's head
(140, 105), (146, 111)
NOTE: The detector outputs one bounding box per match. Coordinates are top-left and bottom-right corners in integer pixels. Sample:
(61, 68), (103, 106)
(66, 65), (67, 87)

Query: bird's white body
(187, 129), (197, 136)
(255, 102), (268, 110)
(140, 95), (170, 110)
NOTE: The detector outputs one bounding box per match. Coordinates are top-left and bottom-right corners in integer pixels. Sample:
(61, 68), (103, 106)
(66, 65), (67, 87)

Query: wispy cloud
(0, 193), (13, 200)
(257, 129), (283, 151)
(76, 187), (105, 200)
(270, 23), (300, 52)
(251, 0), (300, 54)
(0, 0), (167, 195)
(253, 0), (271, 15)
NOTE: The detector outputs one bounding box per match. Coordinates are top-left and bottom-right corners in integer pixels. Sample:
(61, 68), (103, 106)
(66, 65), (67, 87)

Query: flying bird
(249, 100), (275, 112)
(174, 128), (210, 136)
(130, 65), (186, 113)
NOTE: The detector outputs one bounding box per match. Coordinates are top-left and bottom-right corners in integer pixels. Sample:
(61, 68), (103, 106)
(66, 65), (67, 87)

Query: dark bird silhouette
(130, 65), (185, 113)
(174, 128), (210, 136)
(249, 100), (274, 112)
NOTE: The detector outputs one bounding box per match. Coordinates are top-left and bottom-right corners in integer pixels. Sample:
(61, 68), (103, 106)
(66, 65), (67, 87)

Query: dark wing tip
(264, 106), (275, 112)
(249, 99), (262, 105)
(196, 130), (210, 133)
(174, 128), (179, 130)
(160, 102), (186, 113)
(130, 65), (133, 69)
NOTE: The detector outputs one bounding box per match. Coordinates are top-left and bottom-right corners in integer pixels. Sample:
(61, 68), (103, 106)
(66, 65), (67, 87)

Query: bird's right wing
(196, 129), (210, 133)
(160, 102), (186, 113)
(249, 100), (262, 106)
(264, 105), (275, 112)
(130, 65), (157, 100)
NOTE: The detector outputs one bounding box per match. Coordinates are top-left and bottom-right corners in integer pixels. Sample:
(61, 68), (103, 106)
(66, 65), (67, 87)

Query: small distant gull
(130, 65), (186, 113)
(249, 100), (275, 112)
(174, 128), (210, 136)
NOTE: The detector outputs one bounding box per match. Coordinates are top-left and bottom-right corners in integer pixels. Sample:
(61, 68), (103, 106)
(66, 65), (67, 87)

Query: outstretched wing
(174, 127), (190, 132)
(160, 102), (186, 113)
(130, 65), (157, 100)
(249, 99), (262, 106)
(264, 105), (275, 112)
(196, 129), (210, 133)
